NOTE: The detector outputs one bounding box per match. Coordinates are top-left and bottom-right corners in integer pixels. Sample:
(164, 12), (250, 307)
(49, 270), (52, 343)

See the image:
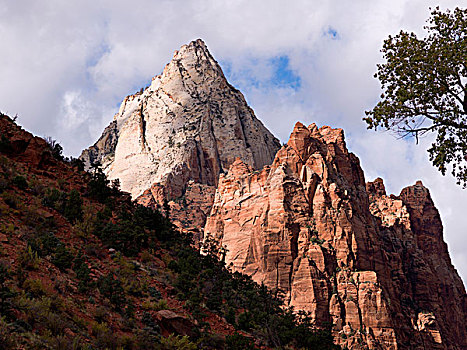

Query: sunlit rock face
(204, 122), (467, 349)
(81, 39), (467, 349)
(80, 39), (281, 236)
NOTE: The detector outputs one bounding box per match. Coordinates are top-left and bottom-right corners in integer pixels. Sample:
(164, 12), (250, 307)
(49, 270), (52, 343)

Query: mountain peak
(159, 38), (223, 86)
(81, 38), (280, 199)
(172, 38), (211, 62)
(183, 38), (208, 51)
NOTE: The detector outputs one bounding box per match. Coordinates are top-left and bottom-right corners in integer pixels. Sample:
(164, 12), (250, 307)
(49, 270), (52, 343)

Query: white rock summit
(80, 39), (281, 201)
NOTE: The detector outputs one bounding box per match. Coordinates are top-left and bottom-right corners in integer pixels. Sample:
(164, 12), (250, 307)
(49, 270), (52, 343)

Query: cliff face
(80, 39), (280, 236)
(368, 179), (467, 349)
(80, 39), (467, 349)
(204, 122), (467, 349)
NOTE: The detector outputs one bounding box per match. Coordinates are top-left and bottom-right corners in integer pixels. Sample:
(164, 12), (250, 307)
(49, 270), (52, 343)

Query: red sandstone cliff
(204, 122), (467, 349)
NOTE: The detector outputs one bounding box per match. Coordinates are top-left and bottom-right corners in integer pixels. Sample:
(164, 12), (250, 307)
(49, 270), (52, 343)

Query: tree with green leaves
(364, 7), (467, 186)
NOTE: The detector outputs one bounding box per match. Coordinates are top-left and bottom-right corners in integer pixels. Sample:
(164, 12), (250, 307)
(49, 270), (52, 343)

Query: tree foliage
(364, 7), (467, 186)
(44, 137), (64, 161)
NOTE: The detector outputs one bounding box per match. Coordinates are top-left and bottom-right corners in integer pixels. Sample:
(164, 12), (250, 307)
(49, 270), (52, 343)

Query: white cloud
(60, 91), (90, 130)
(0, 0), (466, 283)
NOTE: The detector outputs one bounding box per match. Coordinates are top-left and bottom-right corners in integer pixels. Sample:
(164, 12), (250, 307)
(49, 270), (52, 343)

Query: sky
(1, 0), (466, 282)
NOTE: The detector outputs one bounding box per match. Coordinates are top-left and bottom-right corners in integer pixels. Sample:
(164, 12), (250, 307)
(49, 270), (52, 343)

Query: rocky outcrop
(138, 180), (216, 242)
(0, 113), (56, 170)
(368, 180), (467, 349)
(80, 120), (118, 170)
(204, 122), (467, 349)
(80, 39), (280, 234)
(156, 310), (196, 337)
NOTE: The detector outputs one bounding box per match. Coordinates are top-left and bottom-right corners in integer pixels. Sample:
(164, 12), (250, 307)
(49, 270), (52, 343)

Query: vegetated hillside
(0, 112), (339, 349)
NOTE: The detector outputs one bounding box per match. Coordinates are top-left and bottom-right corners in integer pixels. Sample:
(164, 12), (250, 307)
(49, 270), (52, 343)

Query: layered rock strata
(204, 122), (467, 349)
(81, 39), (281, 234)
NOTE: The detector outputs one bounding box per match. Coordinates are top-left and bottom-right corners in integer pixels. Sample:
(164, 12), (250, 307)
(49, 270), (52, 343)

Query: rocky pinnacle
(80, 39), (281, 200)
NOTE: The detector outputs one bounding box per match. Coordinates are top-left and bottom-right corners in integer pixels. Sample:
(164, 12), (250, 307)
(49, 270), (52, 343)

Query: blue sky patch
(270, 56), (301, 89)
(325, 27), (339, 40)
(85, 42), (111, 69)
(220, 54), (301, 94)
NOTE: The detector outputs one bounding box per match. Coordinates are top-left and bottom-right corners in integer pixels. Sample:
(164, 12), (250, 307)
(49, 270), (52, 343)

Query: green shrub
(12, 175), (27, 190)
(93, 306), (108, 323)
(0, 133), (12, 154)
(2, 192), (18, 209)
(225, 307), (236, 325)
(142, 299), (169, 311)
(167, 260), (179, 272)
(0, 263), (16, 316)
(44, 137), (64, 161)
(51, 244), (73, 271)
(311, 236), (325, 245)
(18, 246), (40, 270)
(91, 321), (121, 349)
(236, 311), (253, 331)
(87, 167), (112, 202)
(148, 286), (162, 300)
(98, 273), (125, 309)
(42, 188), (66, 210)
(91, 321), (110, 336)
(23, 278), (47, 298)
(0, 316), (17, 348)
(159, 334), (197, 350)
(63, 189), (83, 223)
(141, 310), (161, 337)
(225, 332), (255, 350)
(72, 251), (93, 293)
(27, 231), (59, 257)
(42, 188), (83, 223)
(141, 249), (153, 263)
(44, 311), (67, 336)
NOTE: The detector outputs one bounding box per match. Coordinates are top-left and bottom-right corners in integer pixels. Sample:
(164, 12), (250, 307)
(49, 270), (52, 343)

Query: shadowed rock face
(80, 39), (281, 235)
(204, 122), (467, 349)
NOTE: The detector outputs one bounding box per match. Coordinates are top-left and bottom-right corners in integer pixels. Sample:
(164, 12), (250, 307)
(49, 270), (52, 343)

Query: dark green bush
(236, 311), (253, 331)
(93, 203), (171, 256)
(52, 244), (73, 271)
(42, 188), (83, 223)
(225, 332), (255, 350)
(12, 175), (27, 190)
(87, 167), (112, 203)
(63, 189), (83, 223)
(73, 252), (92, 293)
(2, 192), (18, 208)
(0, 133), (11, 154)
(148, 286), (162, 300)
(225, 307), (236, 325)
(42, 188), (66, 210)
(44, 137), (64, 161)
(0, 262), (16, 317)
(98, 273), (125, 310)
(167, 260), (179, 272)
(69, 157), (84, 171)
